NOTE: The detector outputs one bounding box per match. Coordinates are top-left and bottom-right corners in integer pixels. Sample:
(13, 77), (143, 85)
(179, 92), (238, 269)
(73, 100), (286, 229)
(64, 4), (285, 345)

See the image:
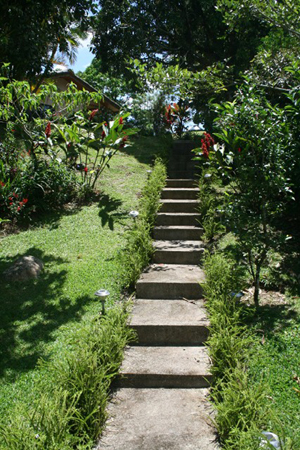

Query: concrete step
(130, 299), (209, 345)
(153, 240), (205, 264)
(160, 199), (199, 213)
(153, 226), (203, 241)
(161, 188), (199, 200)
(136, 264), (205, 299)
(166, 179), (197, 188)
(118, 346), (211, 388)
(168, 171), (198, 179)
(156, 212), (201, 226)
(97, 388), (218, 450)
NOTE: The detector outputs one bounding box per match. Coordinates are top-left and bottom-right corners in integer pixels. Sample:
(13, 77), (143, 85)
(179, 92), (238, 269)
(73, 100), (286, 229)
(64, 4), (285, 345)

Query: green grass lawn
(0, 136), (166, 426)
(246, 297), (300, 448)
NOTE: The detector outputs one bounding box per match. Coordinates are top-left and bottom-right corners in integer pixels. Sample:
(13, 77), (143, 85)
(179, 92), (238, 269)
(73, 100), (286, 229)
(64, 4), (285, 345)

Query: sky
(54, 33), (94, 74)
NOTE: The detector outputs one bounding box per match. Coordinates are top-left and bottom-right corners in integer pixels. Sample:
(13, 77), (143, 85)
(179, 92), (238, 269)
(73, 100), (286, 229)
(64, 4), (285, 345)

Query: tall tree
(91, 0), (268, 80)
(0, 0), (95, 81)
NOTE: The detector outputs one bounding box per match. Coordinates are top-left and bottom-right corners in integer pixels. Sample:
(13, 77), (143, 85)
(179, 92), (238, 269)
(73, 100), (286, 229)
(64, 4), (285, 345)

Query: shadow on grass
(1, 204), (83, 237)
(241, 302), (300, 343)
(121, 135), (171, 165)
(98, 194), (128, 230)
(0, 247), (94, 379)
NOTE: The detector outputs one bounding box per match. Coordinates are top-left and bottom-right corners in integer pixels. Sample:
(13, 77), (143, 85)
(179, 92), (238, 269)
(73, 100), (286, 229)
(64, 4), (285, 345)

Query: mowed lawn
(0, 136), (164, 423)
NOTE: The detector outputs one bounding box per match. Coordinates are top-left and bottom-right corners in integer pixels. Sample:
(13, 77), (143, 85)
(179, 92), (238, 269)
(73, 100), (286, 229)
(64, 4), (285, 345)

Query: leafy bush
(195, 85), (295, 305)
(0, 70), (136, 220)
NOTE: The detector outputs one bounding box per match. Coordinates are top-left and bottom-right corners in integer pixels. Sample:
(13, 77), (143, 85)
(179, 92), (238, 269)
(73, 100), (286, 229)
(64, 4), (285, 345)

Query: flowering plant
(194, 85), (294, 306)
(163, 100), (190, 137)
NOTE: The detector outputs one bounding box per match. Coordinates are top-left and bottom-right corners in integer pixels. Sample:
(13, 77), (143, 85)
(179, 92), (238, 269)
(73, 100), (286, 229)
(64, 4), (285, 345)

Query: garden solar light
(230, 292), (244, 299)
(129, 210), (139, 221)
(94, 289), (110, 315)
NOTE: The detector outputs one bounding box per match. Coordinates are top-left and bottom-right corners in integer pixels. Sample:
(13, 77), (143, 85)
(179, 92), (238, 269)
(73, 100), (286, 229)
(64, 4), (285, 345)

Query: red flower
(84, 167), (88, 173)
(17, 206), (21, 212)
(238, 147), (241, 153)
(101, 130), (106, 139)
(120, 136), (128, 148)
(89, 109), (99, 120)
(45, 122), (51, 138)
(13, 192), (18, 198)
(23, 198), (28, 204)
(0, 181), (5, 187)
(19, 201), (24, 207)
(8, 197), (13, 201)
(119, 117), (123, 125)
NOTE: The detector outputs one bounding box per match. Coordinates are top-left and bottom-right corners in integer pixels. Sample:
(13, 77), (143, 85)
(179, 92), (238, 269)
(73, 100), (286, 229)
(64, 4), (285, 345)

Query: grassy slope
(0, 136), (164, 423)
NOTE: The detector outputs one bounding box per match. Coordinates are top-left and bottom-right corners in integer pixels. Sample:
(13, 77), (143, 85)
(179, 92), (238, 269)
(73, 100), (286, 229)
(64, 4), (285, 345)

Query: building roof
(49, 70), (120, 113)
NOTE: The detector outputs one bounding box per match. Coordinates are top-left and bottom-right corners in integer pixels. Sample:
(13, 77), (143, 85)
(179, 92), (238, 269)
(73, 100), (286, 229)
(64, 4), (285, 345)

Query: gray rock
(3, 256), (44, 282)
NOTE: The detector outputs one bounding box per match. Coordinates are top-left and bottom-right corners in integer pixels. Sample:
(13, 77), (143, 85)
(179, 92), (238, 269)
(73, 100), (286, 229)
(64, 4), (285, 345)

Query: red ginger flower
(89, 109), (99, 120)
(119, 117), (123, 125)
(45, 122), (51, 138)
(101, 130), (106, 139)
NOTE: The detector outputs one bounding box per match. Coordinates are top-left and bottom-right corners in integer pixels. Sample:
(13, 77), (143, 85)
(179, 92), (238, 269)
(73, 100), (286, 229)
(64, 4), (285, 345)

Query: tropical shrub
(194, 83), (294, 306)
(0, 66), (135, 220)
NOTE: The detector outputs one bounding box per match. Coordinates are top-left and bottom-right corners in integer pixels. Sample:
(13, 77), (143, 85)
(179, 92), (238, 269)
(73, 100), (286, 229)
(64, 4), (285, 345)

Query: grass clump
(0, 308), (134, 450)
(120, 157), (167, 288)
(203, 251), (272, 448)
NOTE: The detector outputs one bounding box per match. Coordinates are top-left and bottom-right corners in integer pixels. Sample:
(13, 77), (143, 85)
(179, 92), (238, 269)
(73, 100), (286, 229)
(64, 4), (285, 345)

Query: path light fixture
(129, 210), (139, 222)
(230, 292), (244, 299)
(94, 289), (110, 315)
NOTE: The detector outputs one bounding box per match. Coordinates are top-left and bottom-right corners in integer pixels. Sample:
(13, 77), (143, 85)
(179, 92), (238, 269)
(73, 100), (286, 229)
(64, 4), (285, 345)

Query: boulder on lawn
(3, 256), (44, 282)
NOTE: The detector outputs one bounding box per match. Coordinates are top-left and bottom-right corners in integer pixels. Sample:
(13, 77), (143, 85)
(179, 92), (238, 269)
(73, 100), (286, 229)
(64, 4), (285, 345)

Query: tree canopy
(91, 0), (268, 80)
(0, 0), (95, 81)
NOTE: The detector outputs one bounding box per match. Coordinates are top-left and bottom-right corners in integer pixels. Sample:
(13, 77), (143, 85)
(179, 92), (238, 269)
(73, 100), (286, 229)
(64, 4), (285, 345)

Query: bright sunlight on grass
(0, 136), (168, 427)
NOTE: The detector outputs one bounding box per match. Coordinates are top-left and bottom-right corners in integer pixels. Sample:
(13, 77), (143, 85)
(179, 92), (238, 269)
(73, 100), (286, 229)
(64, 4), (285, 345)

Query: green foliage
(196, 84), (295, 305)
(0, 0), (94, 81)
(77, 58), (129, 101)
(121, 158), (167, 288)
(196, 171), (226, 242)
(211, 366), (270, 449)
(92, 0), (264, 87)
(0, 308), (134, 449)
(0, 74), (136, 219)
(203, 251), (272, 448)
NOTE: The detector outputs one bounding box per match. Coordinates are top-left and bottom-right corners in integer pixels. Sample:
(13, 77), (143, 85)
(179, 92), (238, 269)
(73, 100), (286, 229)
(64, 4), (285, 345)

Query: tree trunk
(254, 267), (261, 308)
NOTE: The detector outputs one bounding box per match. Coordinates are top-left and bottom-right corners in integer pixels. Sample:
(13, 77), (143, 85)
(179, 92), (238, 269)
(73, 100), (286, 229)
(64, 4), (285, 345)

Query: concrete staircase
(97, 179), (217, 449)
